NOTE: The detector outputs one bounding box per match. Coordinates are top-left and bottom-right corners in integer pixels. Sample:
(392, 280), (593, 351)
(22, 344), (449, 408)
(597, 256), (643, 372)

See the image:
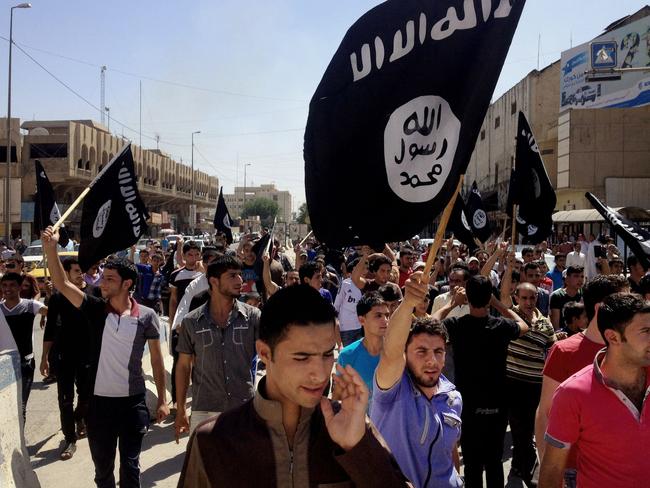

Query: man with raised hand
(371, 272), (463, 488)
(178, 285), (410, 487)
(41, 226), (168, 488)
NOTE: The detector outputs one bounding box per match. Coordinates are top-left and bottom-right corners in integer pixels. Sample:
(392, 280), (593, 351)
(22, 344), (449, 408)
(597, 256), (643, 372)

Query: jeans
(87, 394), (150, 488)
(461, 404), (508, 488)
(340, 328), (363, 347)
(507, 378), (542, 480)
(20, 358), (35, 423)
(57, 356), (91, 443)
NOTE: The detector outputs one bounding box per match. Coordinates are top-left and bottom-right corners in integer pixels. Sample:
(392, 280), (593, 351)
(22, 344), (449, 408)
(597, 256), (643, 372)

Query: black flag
(79, 144), (149, 271)
(449, 197), (478, 253)
(465, 182), (492, 242)
(586, 192), (650, 269)
(304, 0), (525, 247)
(507, 112), (556, 244)
(34, 160), (70, 248)
(213, 187), (233, 245)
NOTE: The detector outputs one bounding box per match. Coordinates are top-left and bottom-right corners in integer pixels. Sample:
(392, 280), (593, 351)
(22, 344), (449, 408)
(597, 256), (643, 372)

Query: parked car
(29, 251), (78, 279)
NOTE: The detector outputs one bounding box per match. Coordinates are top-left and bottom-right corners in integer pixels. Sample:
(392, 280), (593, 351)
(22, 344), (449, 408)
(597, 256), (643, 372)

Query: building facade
(224, 183), (292, 223)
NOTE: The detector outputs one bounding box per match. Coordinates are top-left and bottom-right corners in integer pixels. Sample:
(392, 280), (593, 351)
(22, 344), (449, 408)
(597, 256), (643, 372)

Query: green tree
(297, 202), (310, 225)
(242, 197), (279, 226)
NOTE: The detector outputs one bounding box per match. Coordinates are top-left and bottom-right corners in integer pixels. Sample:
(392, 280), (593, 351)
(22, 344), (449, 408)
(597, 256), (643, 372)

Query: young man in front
(42, 226), (168, 488)
(371, 272), (463, 488)
(178, 285), (410, 487)
(539, 293), (650, 488)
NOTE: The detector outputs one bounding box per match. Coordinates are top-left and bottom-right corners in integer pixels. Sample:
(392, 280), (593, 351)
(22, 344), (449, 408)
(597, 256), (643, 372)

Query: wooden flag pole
(265, 217), (277, 257)
(52, 187), (91, 232)
(422, 175), (465, 280)
(510, 204), (518, 251)
(500, 215), (508, 242)
(298, 230), (313, 248)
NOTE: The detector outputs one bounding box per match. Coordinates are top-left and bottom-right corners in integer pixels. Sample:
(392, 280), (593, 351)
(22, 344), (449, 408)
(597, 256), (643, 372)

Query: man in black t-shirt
(549, 265), (584, 330)
(434, 275), (528, 488)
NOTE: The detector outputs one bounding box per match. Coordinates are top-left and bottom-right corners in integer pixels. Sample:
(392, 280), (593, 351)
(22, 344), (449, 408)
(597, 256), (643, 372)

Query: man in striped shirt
(506, 282), (557, 485)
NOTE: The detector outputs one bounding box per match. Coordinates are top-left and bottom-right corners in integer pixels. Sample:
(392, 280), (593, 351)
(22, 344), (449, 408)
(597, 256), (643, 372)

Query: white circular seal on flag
(527, 224), (538, 236)
(49, 206), (61, 225)
(223, 215), (231, 228)
(472, 210), (487, 229)
(93, 200), (112, 238)
(384, 95), (460, 203)
(461, 211), (471, 231)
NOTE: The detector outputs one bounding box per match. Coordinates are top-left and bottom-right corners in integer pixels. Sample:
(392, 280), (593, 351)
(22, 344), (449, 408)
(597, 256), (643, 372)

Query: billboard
(560, 14), (650, 110)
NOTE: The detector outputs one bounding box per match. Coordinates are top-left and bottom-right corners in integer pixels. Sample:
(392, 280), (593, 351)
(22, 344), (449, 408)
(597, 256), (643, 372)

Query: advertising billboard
(560, 15), (650, 110)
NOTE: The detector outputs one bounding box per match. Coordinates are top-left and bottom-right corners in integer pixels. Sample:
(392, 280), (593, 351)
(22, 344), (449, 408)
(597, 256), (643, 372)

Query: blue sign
(591, 41), (617, 69)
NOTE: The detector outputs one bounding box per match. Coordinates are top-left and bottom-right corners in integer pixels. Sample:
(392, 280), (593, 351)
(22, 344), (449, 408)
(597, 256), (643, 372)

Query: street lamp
(104, 107), (110, 131)
(243, 162), (252, 223)
(190, 130), (200, 235)
(5, 2), (31, 246)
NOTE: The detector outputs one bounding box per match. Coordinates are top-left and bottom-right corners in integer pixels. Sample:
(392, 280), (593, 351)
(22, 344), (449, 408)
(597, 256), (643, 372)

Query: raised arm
(432, 287), (466, 321)
(262, 255), (280, 297)
(42, 227), (84, 308)
(350, 254), (368, 290)
(490, 295), (529, 336)
(500, 252), (515, 309)
(481, 241), (506, 278)
(376, 272), (428, 390)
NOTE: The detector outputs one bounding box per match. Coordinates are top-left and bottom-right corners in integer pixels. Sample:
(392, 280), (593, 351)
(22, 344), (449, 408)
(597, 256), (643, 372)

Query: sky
(1, 0), (646, 213)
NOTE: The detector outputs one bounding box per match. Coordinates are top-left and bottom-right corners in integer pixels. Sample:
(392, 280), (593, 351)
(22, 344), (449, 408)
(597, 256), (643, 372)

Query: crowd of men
(2, 227), (649, 488)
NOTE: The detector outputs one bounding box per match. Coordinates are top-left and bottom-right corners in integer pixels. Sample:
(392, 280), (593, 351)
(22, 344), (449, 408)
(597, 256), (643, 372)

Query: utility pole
(190, 130), (200, 235)
(100, 66), (106, 125)
(139, 80), (142, 149)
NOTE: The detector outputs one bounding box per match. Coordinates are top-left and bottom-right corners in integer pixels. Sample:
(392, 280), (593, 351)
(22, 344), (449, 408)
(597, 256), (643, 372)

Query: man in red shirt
(535, 274), (628, 484)
(397, 247), (414, 288)
(539, 293), (650, 488)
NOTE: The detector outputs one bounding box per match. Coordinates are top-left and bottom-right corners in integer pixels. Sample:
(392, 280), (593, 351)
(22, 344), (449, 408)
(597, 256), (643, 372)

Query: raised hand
(41, 226), (60, 250)
(403, 271), (429, 307)
(321, 364), (368, 451)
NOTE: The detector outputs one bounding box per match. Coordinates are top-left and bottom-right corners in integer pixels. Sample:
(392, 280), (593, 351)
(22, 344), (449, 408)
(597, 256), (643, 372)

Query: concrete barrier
(0, 318), (40, 488)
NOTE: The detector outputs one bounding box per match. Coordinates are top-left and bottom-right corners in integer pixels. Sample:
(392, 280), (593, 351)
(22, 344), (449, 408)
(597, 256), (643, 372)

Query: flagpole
(51, 143), (130, 231)
(265, 217), (277, 257)
(511, 204), (518, 251)
(422, 175), (465, 280)
(298, 230), (313, 248)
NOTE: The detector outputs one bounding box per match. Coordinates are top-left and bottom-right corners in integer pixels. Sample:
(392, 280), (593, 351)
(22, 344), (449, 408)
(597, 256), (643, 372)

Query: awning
(552, 207), (650, 223)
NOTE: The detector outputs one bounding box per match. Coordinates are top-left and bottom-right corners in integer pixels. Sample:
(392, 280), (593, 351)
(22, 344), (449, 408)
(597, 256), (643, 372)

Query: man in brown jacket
(178, 284), (411, 487)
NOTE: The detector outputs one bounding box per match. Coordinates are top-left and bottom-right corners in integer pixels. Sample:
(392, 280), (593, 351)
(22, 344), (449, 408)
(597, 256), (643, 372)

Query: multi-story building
(224, 183), (292, 223)
(0, 118), (218, 241)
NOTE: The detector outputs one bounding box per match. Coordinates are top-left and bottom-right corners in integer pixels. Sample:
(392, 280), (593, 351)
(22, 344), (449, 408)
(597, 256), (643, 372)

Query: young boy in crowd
(560, 301), (587, 337)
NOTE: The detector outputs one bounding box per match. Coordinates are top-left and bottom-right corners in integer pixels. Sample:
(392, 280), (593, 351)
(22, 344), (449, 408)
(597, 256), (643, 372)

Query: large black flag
(213, 187), (233, 244)
(465, 181), (492, 242)
(305, 0), (526, 247)
(79, 144), (149, 271)
(507, 112), (556, 243)
(586, 192), (650, 269)
(449, 196), (478, 253)
(34, 160), (70, 248)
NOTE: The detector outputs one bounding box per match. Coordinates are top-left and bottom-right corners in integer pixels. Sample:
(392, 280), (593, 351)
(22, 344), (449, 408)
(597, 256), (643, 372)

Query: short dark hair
(63, 258), (80, 272)
(523, 262), (540, 273)
(466, 275), (493, 308)
(356, 292), (386, 317)
(510, 270), (521, 283)
(182, 240), (201, 254)
(206, 255), (242, 282)
(639, 275), (650, 296)
(299, 262), (321, 283)
(562, 301), (585, 324)
(378, 282), (403, 302)
(259, 285), (336, 352)
(1, 272), (22, 285)
(103, 258), (138, 291)
(521, 246), (534, 256)
(554, 253), (567, 262)
(609, 258), (624, 268)
(406, 316), (448, 347)
(566, 265), (584, 277)
(369, 254), (392, 273)
(449, 264), (470, 282)
(627, 255), (648, 270)
(597, 293), (650, 344)
(583, 274), (629, 321)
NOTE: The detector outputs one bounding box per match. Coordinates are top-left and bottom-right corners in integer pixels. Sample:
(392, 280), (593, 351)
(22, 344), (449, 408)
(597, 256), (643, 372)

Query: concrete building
(224, 183), (292, 223)
(0, 118), (218, 241)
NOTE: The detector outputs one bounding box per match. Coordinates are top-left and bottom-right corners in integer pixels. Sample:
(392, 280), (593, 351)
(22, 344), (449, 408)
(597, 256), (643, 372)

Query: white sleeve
(333, 283), (346, 313)
(172, 274), (209, 329)
(31, 300), (46, 315)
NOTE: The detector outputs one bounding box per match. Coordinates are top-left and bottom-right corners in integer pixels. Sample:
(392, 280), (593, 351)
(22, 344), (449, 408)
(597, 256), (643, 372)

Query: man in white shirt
(334, 259), (363, 346)
(566, 241), (586, 269)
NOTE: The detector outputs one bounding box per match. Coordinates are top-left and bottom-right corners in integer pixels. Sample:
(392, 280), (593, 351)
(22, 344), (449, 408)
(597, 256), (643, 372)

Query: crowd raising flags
(507, 111), (557, 244)
(304, 0), (526, 247)
(34, 160), (70, 248)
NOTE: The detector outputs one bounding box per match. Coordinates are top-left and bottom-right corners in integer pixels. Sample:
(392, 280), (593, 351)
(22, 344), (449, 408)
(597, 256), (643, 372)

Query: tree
(242, 197), (279, 226)
(297, 202), (310, 225)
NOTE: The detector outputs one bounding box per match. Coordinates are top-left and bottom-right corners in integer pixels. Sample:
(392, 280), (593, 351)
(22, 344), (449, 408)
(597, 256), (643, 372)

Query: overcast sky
(1, 0), (645, 211)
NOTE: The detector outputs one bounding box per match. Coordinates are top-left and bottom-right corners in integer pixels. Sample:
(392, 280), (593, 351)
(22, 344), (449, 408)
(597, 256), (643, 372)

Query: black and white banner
(586, 192), (650, 269)
(305, 0), (525, 247)
(213, 187), (233, 244)
(465, 181), (492, 242)
(79, 144), (149, 271)
(449, 196), (478, 252)
(34, 160), (70, 248)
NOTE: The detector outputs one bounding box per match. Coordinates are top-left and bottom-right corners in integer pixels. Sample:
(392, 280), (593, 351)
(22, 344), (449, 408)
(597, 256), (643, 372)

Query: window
(0, 146), (18, 163)
(494, 117), (501, 129)
(30, 143), (68, 159)
(541, 149), (554, 155)
(511, 101), (517, 115)
(494, 163), (499, 186)
(480, 130), (485, 141)
(272, 195), (278, 201)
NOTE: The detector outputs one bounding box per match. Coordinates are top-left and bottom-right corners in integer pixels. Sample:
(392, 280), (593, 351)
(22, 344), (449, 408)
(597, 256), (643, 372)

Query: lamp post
(5, 2), (31, 246)
(190, 130), (200, 235)
(243, 163), (251, 227)
(104, 107), (110, 132)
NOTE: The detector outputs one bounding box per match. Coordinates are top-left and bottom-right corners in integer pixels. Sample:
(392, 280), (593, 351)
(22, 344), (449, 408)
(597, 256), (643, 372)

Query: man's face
(415, 295), (431, 316)
(139, 251), (150, 264)
(359, 304), (390, 338)
(67, 264), (84, 287)
(285, 271), (300, 287)
(87, 265), (99, 276)
(524, 267), (542, 286)
(100, 268), (130, 299)
(258, 324), (335, 409)
(5, 259), (22, 273)
(184, 249), (201, 268)
(212, 269), (243, 299)
(574, 242), (582, 252)
(570, 311), (588, 331)
(1, 280), (20, 300)
(522, 251), (534, 263)
(611, 261), (624, 275)
(616, 313), (650, 367)
(566, 272), (585, 289)
(556, 257), (566, 270)
(375, 263), (391, 285)
(151, 255), (164, 270)
(468, 260), (480, 273)
(405, 333), (446, 389)
(306, 272), (323, 291)
(448, 270), (466, 290)
(400, 253), (414, 269)
(516, 287), (537, 315)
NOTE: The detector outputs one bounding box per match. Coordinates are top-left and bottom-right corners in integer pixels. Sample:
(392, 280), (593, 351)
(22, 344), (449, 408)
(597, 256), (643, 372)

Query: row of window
(479, 102), (519, 140)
